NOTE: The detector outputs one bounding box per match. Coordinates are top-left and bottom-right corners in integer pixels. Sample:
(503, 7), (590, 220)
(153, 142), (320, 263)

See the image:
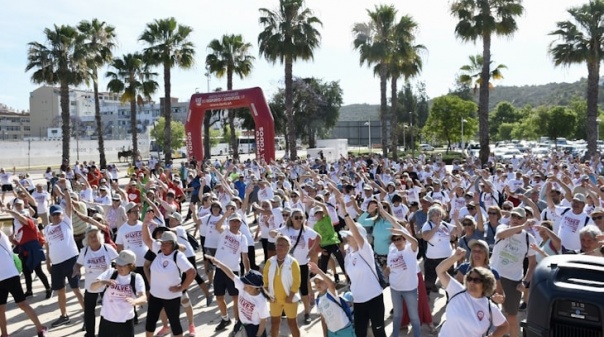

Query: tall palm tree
(458, 54), (506, 94)
(387, 15), (425, 159)
(450, 0), (524, 164)
(353, 4), (398, 157)
(206, 34), (255, 158)
(549, 0), (604, 157)
(106, 53), (159, 164)
(140, 17), (195, 163)
(77, 19), (117, 169)
(258, 0), (322, 160)
(25, 25), (87, 162)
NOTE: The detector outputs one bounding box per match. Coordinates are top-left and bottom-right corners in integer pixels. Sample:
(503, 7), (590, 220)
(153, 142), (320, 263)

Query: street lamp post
(403, 124), (407, 151)
(409, 112), (414, 157)
(364, 120), (371, 153)
(205, 65), (211, 92)
(461, 118), (467, 153)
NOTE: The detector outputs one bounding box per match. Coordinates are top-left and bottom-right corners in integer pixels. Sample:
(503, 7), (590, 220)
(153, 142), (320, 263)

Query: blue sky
(0, 0), (590, 111)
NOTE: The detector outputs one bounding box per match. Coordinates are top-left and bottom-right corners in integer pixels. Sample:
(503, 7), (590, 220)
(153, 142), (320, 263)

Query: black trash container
(522, 254), (604, 337)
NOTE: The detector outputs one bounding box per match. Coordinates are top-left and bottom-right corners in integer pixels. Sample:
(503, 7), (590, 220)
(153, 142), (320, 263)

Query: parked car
(419, 143), (434, 151)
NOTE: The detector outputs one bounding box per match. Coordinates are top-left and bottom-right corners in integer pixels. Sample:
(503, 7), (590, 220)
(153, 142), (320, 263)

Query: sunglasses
(462, 222), (474, 227)
(391, 236), (403, 242)
(592, 215), (604, 220)
(293, 216), (304, 220)
(466, 276), (483, 284)
(503, 208), (512, 211)
(511, 214), (523, 219)
(282, 213), (290, 217)
(467, 206), (475, 210)
(487, 212), (498, 215)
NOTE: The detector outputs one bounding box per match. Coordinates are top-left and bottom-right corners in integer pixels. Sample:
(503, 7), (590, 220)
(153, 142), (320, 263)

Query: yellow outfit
(263, 257), (301, 318)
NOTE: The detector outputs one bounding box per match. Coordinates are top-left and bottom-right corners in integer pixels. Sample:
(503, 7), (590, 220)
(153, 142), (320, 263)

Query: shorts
(190, 192), (200, 204)
(204, 247), (216, 268)
(269, 301), (299, 319)
(51, 256), (80, 290)
(0, 276), (26, 305)
(213, 268), (238, 297)
(500, 277), (522, 315)
(1, 184), (12, 192)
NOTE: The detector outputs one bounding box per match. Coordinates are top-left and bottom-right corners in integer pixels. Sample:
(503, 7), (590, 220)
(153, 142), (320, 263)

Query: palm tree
(140, 17), (195, 163)
(549, 0), (604, 157)
(258, 0), (322, 160)
(106, 53), (159, 164)
(353, 4), (398, 157)
(77, 19), (117, 169)
(458, 54), (506, 94)
(450, 0), (524, 164)
(387, 15), (425, 159)
(206, 34), (255, 158)
(25, 25), (87, 162)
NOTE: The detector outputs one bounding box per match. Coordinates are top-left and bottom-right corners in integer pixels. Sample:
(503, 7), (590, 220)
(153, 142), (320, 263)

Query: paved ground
(2, 158), (525, 337)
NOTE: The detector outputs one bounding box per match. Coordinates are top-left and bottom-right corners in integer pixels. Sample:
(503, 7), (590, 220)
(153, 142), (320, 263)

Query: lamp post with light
(409, 112), (414, 157)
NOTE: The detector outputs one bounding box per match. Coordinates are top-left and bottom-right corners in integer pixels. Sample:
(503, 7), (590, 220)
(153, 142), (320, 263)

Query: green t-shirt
(314, 215), (340, 247)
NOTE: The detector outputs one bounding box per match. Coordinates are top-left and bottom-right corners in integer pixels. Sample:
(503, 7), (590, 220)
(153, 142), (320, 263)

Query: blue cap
(342, 291), (354, 302)
(241, 270), (264, 288)
(49, 205), (63, 215)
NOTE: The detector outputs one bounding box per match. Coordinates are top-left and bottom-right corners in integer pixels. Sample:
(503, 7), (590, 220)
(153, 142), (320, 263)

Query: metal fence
(328, 120), (390, 146)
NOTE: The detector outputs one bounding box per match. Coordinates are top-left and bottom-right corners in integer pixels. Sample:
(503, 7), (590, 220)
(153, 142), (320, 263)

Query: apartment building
(0, 104), (30, 141)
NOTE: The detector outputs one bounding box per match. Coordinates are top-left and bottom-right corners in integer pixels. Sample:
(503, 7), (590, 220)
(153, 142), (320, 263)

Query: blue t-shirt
(234, 180), (247, 199)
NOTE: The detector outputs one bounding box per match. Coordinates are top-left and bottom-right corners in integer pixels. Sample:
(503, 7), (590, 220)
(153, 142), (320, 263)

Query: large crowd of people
(1, 149), (604, 337)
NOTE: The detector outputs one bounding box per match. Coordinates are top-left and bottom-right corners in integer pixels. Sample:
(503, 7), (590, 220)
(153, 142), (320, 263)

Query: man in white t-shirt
(212, 212), (250, 334)
(44, 186), (85, 328)
(550, 193), (593, 252)
(490, 207), (537, 337)
(31, 183), (50, 226)
(115, 203), (148, 288)
(0, 167), (15, 203)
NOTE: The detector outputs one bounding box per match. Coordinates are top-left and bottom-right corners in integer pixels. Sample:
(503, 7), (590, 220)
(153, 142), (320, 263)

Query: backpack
(316, 291), (354, 324)
(148, 249), (182, 275)
(109, 270), (137, 295)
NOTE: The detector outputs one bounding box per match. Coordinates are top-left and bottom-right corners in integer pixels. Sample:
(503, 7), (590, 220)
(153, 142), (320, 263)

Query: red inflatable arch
(185, 87), (275, 163)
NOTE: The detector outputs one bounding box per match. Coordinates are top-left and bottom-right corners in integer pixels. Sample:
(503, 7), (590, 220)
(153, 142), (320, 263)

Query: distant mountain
(476, 78), (603, 110)
(338, 78), (599, 120)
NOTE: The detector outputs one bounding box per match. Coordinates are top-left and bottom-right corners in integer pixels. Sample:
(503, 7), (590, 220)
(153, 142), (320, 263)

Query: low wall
(0, 139), (150, 168)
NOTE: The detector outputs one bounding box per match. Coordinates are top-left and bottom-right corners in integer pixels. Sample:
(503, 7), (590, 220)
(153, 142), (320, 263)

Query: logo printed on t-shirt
(477, 310), (484, 321)
(47, 225), (65, 242)
(238, 296), (256, 321)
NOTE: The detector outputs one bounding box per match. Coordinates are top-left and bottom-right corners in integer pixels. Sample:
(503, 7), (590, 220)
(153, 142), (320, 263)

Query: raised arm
(436, 247), (466, 289)
(141, 219), (154, 250)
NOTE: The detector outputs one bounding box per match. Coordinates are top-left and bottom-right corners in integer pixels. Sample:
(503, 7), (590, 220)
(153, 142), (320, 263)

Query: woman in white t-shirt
(91, 250), (146, 337)
(207, 255), (270, 337)
(74, 227), (118, 337)
(141, 223), (196, 337)
(436, 248), (508, 337)
(421, 205), (457, 294)
(336, 193), (387, 337)
(192, 200), (222, 285)
(384, 227), (420, 337)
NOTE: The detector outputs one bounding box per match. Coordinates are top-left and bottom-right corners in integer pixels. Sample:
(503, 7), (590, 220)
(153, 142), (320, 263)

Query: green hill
(484, 78), (593, 110)
(338, 78), (598, 120)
